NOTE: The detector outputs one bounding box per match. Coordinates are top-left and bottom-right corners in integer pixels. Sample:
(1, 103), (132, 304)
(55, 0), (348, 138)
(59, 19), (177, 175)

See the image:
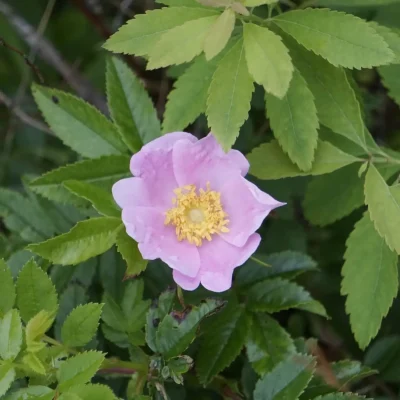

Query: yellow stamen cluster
(164, 183), (229, 246)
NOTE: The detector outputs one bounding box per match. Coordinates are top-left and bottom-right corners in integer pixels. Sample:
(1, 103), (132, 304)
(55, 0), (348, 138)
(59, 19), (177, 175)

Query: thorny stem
(101, 357), (149, 374)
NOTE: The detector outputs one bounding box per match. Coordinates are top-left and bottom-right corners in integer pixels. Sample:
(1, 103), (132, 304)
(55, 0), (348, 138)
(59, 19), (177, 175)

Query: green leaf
(379, 64), (400, 107)
(64, 180), (120, 217)
(28, 217), (123, 266)
(62, 303), (103, 347)
(102, 294), (127, 332)
(116, 230), (148, 278)
(319, 0), (400, 5)
(364, 336), (400, 383)
(248, 140), (360, 180)
(56, 284), (88, 340)
(106, 57), (161, 152)
(98, 249), (126, 301)
(29, 155), (130, 206)
(244, 23), (293, 98)
(207, 38), (254, 150)
(65, 384), (117, 400)
(26, 310), (55, 352)
(122, 281), (150, 332)
(59, 394), (81, 400)
(254, 354), (315, 400)
(103, 7), (218, 56)
(0, 364), (15, 398)
(3, 386), (54, 400)
(163, 56), (217, 133)
(146, 289), (176, 352)
(273, 9), (394, 69)
(196, 305), (250, 385)
(16, 259), (58, 322)
(236, 251), (317, 288)
(365, 164), (400, 254)
(157, 0), (207, 5)
(304, 164), (364, 226)
(204, 8), (235, 61)
(266, 69), (318, 171)
(247, 278), (328, 317)
(102, 282), (150, 337)
(156, 298), (224, 358)
(331, 360), (376, 387)
(247, 313), (295, 375)
(0, 189), (55, 242)
(147, 15), (218, 69)
(0, 310), (22, 360)
(32, 85), (126, 158)
(58, 351), (105, 392)
(285, 37), (366, 148)
(22, 352), (46, 375)
(370, 23), (400, 63)
(312, 394), (368, 400)
(52, 259), (96, 294)
(306, 360), (376, 397)
(0, 260), (16, 316)
(341, 213), (398, 349)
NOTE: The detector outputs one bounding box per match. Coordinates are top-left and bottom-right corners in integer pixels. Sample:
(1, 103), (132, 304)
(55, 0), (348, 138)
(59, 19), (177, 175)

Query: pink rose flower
(112, 132), (284, 292)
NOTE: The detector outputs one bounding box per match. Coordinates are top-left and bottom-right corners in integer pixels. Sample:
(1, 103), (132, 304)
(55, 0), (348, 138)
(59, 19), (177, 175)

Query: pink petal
(220, 177), (285, 247)
(227, 149), (250, 176)
(198, 233), (261, 292)
(112, 178), (151, 209)
(129, 149), (178, 208)
(141, 131), (197, 153)
(122, 206), (200, 278)
(173, 270), (201, 291)
(172, 134), (243, 191)
(130, 132), (197, 176)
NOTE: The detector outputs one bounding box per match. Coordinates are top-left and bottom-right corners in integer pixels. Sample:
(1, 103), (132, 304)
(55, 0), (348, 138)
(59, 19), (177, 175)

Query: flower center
(164, 184), (229, 246)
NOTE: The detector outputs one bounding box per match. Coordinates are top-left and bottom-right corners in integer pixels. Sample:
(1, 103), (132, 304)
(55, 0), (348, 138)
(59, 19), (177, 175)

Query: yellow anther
(164, 183), (229, 246)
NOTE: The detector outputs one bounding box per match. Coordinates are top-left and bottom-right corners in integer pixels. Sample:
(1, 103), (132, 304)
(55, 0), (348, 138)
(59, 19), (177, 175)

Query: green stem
(177, 285), (186, 309)
(368, 147), (400, 166)
(250, 255), (271, 267)
(239, 13), (267, 25)
(42, 335), (78, 355)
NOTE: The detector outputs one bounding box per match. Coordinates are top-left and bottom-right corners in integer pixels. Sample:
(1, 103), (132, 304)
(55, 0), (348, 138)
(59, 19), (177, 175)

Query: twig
(108, 0), (134, 18)
(370, 377), (398, 400)
(0, 0), (107, 113)
(112, 0), (135, 30)
(0, 37), (44, 83)
(0, 90), (53, 135)
(69, 0), (146, 80)
(0, 0), (57, 183)
(70, 0), (111, 38)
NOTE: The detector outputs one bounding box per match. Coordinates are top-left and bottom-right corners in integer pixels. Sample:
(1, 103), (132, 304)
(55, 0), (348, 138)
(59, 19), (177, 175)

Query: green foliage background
(1, 0), (400, 399)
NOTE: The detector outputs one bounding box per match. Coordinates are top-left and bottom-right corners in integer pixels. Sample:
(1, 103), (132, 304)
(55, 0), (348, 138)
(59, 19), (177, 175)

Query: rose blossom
(112, 132), (284, 292)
